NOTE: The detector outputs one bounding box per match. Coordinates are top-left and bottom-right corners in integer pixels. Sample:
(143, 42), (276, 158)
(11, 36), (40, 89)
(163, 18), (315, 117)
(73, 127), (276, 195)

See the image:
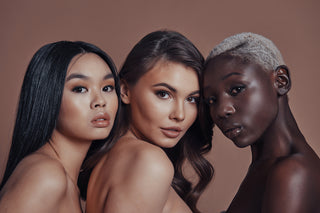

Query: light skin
(0, 53), (118, 213)
(86, 61), (199, 213)
(204, 56), (320, 213)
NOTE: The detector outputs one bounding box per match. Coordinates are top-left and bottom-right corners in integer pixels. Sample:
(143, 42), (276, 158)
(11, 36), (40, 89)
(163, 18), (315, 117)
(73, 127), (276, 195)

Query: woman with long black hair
(0, 41), (120, 212)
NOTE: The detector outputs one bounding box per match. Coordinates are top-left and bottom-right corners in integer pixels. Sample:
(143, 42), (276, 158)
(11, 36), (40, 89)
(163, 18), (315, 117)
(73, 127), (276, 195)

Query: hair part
(206, 32), (285, 71)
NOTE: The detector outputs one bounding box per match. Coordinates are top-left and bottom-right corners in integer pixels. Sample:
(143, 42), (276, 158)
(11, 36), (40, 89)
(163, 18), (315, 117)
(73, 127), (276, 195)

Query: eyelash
(156, 90), (170, 99)
(229, 85), (245, 96)
(187, 96), (199, 104)
(72, 85), (114, 93)
(155, 90), (199, 104)
(72, 86), (87, 93)
(103, 85), (114, 92)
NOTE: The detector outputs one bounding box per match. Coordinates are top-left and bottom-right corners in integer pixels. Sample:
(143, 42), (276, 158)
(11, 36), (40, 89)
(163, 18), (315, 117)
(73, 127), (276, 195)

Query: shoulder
(107, 136), (174, 179)
(263, 155), (317, 212)
(21, 153), (68, 191)
(100, 138), (175, 212)
(127, 139), (174, 178)
(0, 154), (68, 212)
(268, 155), (311, 186)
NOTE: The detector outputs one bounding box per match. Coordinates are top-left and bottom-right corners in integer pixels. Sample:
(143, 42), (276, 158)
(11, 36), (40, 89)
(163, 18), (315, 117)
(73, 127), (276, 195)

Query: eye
(72, 86), (87, 93)
(186, 96), (199, 104)
(230, 85), (245, 96)
(205, 96), (217, 105)
(156, 90), (170, 99)
(103, 85), (114, 92)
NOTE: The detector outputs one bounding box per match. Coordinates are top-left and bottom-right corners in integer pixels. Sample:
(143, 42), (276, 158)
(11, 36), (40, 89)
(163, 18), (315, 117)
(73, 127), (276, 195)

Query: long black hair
(118, 30), (214, 213)
(0, 41), (121, 191)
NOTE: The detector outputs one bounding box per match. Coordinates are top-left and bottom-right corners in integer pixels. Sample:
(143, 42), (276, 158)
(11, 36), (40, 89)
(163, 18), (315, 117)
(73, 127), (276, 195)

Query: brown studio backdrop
(0, 0), (319, 212)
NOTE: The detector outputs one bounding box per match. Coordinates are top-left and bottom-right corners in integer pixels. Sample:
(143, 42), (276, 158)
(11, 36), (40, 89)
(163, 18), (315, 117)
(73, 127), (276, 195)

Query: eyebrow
(66, 73), (114, 81)
(222, 72), (243, 80)
(152, 83), (199, 96)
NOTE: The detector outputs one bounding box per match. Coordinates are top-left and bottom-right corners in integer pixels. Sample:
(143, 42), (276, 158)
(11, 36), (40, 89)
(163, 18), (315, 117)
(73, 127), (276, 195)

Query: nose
(90, 91), (106, 109)
(169, 100), (185, 122)
(216, 98), (235, 119)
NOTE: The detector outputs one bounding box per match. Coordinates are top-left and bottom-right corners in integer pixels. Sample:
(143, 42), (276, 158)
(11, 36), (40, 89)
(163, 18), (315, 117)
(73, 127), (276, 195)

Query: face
(122, 61), (199, 148)
(56, 53), (118, 143)
(203, 56), (278, 148)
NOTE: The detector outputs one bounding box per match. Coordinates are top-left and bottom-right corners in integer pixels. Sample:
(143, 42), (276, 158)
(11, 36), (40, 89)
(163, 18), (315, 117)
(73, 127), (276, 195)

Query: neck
(47, 130), (92, 183)
(251, 96), (305, 162)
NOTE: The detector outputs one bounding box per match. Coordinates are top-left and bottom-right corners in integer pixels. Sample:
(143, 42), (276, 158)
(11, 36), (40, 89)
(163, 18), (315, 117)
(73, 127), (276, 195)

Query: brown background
(0, 0), (319, 212)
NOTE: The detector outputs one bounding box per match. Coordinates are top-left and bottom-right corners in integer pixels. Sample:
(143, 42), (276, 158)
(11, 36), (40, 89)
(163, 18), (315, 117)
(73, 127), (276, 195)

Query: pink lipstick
(161, 127), (182, 138)
(91, 112), (110, 128)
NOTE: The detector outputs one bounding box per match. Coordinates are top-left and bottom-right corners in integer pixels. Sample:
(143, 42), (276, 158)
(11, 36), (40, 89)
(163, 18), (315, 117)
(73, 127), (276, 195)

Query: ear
(274, 65), (291, 96)
(120, 80), (131, 104)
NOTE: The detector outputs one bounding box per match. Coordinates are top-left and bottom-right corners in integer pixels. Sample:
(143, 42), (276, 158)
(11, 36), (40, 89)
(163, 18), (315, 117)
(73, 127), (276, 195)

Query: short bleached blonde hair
(206, 32), (285, 71)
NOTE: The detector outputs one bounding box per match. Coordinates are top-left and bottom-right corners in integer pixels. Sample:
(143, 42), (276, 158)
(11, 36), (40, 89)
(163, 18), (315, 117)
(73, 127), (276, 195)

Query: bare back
(86, 133), (192, 213)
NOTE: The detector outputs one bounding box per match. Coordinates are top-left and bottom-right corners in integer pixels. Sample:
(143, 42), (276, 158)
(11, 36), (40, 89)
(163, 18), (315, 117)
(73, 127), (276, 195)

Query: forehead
(67, 53), (111, 75)
(204, 56), (268, 85)
(139, 60), (199, 88)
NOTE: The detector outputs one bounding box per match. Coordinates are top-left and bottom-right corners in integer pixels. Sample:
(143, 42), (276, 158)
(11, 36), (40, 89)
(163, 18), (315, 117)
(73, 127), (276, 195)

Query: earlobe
(120, 80), (131, 104)
(274, 65), (291, 96)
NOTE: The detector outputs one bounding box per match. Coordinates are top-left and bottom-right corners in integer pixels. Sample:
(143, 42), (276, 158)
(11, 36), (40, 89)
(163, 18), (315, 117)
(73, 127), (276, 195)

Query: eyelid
(229, 85), (246, 95)
(72, 86), (88, 93)
(156, 90), (171, 99)
(103, 85), (115, 92)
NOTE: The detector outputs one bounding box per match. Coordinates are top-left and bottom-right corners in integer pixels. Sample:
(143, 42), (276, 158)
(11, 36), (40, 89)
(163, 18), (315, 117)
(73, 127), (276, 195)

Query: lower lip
(161, 129), (181, 138)
(224, 127), (242, 139)
(91, 120), (110, 128)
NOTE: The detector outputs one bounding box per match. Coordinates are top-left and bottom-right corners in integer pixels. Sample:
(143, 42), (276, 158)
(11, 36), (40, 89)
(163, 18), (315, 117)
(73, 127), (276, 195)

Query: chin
(156, 139), (180, 149)
(232, 138), (252, 148)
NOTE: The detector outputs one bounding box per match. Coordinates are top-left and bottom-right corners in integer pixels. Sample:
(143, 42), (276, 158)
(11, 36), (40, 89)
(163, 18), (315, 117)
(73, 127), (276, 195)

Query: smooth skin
(86, 61), (199, 213)
(0, 53), (118, 213)
(203, 56), (320, 213)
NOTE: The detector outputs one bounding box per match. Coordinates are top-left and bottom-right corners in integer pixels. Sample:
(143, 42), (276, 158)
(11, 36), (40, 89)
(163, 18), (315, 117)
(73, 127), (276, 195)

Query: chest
(227, 165), (271, 213)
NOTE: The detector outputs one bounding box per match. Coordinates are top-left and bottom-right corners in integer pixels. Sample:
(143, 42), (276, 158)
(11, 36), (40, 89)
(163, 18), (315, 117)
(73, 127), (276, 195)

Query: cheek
(242, 90), (278, 127)
(107, 94), (119, 117)
(185, 105), (198, 127)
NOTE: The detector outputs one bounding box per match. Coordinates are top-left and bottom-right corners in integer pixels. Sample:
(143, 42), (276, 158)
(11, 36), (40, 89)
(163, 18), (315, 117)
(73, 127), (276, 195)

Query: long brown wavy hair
(117, 30), (214, 213)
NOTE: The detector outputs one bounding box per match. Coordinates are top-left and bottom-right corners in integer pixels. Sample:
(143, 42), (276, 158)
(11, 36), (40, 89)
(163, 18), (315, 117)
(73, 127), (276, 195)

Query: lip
(160, 127), (182, 138)
(91, 112), (111, 128)
(222, 125), (243, 139)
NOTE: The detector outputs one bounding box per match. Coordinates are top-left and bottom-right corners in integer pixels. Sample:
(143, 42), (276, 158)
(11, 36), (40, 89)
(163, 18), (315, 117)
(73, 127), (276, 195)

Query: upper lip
(161, 126), (182, 132)
(220, 123), (242, 134)
(91, 112), (110, 122)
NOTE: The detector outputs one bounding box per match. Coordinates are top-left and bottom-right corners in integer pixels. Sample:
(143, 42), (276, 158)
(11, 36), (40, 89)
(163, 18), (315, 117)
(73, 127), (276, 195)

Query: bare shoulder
(103, 137), (174, 181)
(123, 138), (174, 179)
(263, 154), (320, 212)
(96, 137), (175, 212)
(0, 153), (68, 212)
(268, 154), (315, 186)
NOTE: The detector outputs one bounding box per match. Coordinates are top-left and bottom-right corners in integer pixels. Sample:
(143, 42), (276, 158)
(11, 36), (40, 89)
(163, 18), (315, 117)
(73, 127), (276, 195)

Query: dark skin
(203, 55), (320, 213)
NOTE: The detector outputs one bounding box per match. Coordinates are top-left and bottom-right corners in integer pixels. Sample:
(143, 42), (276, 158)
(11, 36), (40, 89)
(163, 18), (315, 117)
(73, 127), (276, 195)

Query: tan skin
(203, 56), (320, 213)
(0, 53), (118, 213)
(86, 61), (200, 213)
